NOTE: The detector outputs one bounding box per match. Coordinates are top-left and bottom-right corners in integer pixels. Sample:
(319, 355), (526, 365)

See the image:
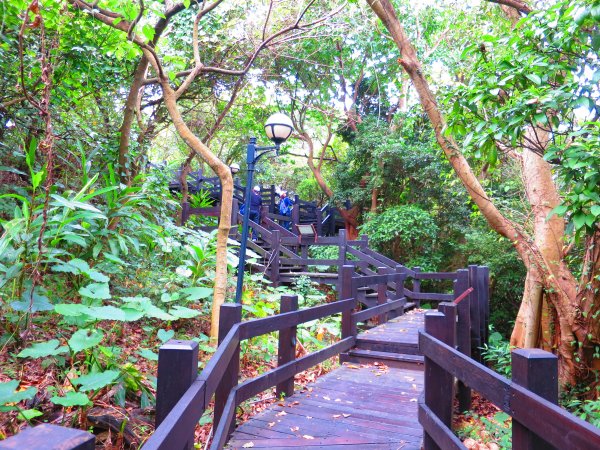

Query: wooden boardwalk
(226, 310), (426, 449)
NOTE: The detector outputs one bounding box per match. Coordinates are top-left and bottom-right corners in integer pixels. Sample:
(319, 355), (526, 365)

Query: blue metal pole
(234, 138), (257, 304)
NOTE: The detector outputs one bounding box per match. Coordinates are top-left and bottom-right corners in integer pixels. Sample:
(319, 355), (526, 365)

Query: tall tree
(365, 0), (600, 388)
(69, 0), (340, 338)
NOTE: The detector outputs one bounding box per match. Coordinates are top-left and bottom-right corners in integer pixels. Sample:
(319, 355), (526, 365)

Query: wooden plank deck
(227, 363), (424, 449)
(355, 310), (426, 354)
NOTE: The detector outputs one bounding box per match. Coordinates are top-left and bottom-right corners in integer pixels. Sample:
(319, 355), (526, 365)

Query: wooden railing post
(316, 207), (323, 236)
(423, 304), (456, 450)
(270, 184), (276, 214)
(412, 266), (422, 307)
(231, 198), (239, 226)
(512, 349), (558, 450)
(360, 234), (369, 251)
(340, 264), (356, 338)
(214, 304), (242, 433)
(276, 295), (299, 398)
(453, 269), (472, 412)
(292, 195), (300, 229)
(155, 340), (199, 450)
(377, 267), (389, 324)
(271, 230), (280, 287)
(468, 265), (482, 362)
(480, 266), (490, 347)
(0, 424), (95, 450)
(395, 265), (406, 299)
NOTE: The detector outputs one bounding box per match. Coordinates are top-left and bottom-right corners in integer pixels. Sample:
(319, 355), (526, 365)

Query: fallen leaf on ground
(268, 422), (275, 427)
(242, 442), (254, 448)
(333, 414), (341, 418)
(276, 411), (287, 417)
(290, 426), (299, 432)
(342, 413), (351, 418)
(303, 435), (315, 440)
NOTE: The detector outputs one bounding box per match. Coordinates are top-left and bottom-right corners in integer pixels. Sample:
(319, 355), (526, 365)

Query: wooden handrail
(239, 298), (356, 340)
(419, 310), (600, 450)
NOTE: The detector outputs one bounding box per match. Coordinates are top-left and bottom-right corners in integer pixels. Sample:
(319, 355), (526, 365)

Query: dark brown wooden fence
(145, 274), (408, 450)
(419, 302), (600, 450)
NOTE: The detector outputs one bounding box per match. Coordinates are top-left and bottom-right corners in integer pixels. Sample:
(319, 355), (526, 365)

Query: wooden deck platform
(356, 310), (426, 354)
(227, 363), (424, 449)
(226, 310), (427, 449)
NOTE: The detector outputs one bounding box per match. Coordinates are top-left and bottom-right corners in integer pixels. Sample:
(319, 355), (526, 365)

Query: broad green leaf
(17, 340), (68, 358)
(86, 269), (110, 283)
(591, 205), (600, 217)
(51, 391), (91, 407)
(572, 212), (587, 230)
(52, 258), (89, 274)
(68, 329), (104, 353)
(86, 305), (127, 321)
(18, 409), (43, 421)
(119, 308), (145, 321)
(72, 370), (119, 392)
(180, 286), (213, 301)
(157, 329), (175, 343)
(55, 303), (92, 317)
(138, 349), (159, 361)
(169, 305), (201, 319)
(0, 381), (37, 405)
(79, 283), (111, 300)
(11, 289), (53, 312)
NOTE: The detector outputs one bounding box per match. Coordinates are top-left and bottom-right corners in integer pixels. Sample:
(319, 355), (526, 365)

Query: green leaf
(169, 305), (201, 319)
(591, 205), (600, 217)
(79, 283), (111, 300)
(548, 204), (569, 220)
(0, 381), (37, 405)
(51, 391), (91, 407)
(104, 253), (127, 265)
(50, 195), (104, 213)
(17, 340), (68, 359)
(86, 269), (110, 283)
(138, 349), (159, 361)
(86, 305), (128, 321)
(179, 286), (212, 301)
(572, 212), (588, 230)
(68, 329), (104, 353)
(525, 74), (542, 85)
(55, 303), (92, 317)
(17, 408), (43, 421)
(72, 370), (119, 392)
(11, 288), (53, 312)
(157, 329), (175, 343)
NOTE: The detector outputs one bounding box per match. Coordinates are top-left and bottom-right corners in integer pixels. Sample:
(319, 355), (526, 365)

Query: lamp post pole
(233, 113), (293, 304)
(235, 138), (257, 304)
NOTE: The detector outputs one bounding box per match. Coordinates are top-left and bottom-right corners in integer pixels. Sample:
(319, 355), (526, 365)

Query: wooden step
(340, 349), (424, 370)
(355, 336), (420, 355)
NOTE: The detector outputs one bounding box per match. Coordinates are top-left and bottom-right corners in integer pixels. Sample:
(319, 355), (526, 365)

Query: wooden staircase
(340, 310), (425, 370)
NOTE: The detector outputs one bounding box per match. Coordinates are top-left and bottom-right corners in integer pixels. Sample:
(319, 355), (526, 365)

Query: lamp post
(235, 113), (293, 304)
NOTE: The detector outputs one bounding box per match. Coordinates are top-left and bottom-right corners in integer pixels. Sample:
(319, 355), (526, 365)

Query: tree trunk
(150, 57), (233, 340)
(365, 0), (588, 386)
(118, 56), (149, 184)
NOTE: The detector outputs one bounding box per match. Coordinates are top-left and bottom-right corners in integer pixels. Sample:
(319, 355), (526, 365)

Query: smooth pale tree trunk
(146, 52), (233, 340)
